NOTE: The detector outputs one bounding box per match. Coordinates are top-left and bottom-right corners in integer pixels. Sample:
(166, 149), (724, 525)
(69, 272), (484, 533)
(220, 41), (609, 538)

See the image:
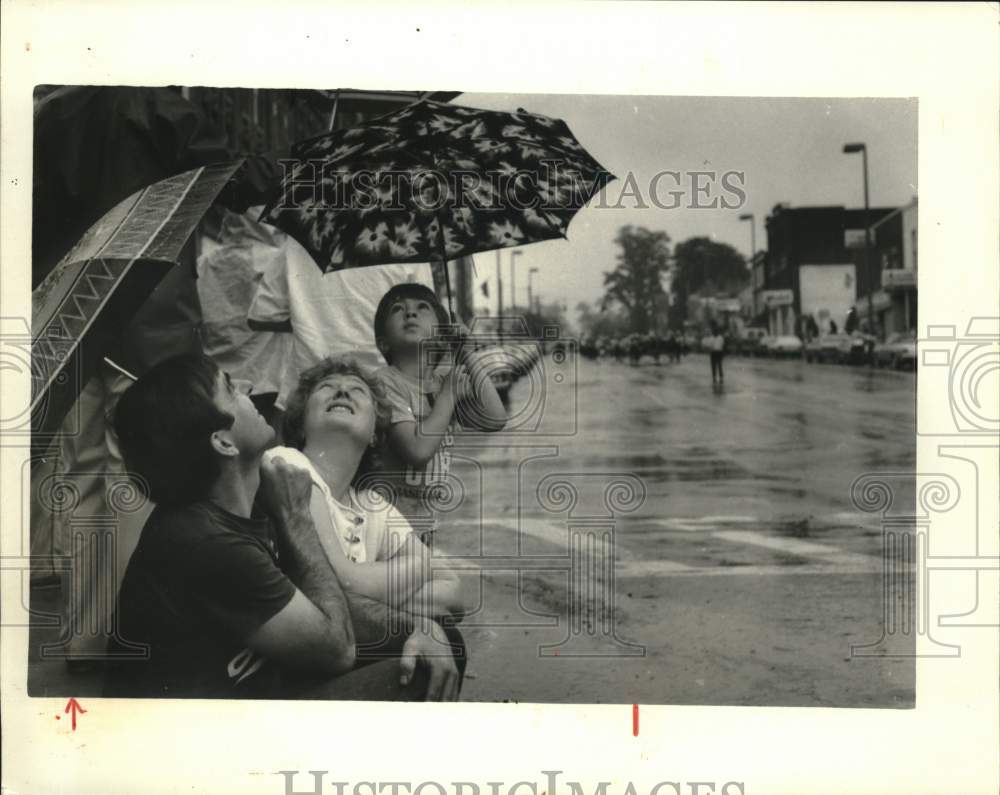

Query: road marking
(646, 520), (709, 533)
(646, 517), (770, 533)
(825, 511), (884, 528)
(615, 559), (698, 576)
(711, 529), (881, 568)
(644, 514), (882, 532)
(694, 515), (759, 523)
(616, 562), (900, 578)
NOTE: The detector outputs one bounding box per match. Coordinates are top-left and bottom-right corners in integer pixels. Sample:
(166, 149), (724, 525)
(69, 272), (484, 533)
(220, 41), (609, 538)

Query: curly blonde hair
(281, 356), (393, 486)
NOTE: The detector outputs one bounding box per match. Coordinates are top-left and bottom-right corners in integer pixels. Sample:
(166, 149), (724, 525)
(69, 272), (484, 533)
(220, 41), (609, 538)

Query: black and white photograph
(2, 4), (998, 795)
(26, 85), (921, 706)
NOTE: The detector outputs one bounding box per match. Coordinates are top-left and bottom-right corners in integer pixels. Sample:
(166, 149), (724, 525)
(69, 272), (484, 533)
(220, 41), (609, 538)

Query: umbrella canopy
(32, 86), (232, 287)
(261, 99), (615, 275)
(30, 160), (243, 458)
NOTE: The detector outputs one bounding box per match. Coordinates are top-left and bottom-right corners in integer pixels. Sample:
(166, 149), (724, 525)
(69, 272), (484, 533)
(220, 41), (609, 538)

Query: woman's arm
(395, 536), (472, 620)
(309, 489), (430, 606)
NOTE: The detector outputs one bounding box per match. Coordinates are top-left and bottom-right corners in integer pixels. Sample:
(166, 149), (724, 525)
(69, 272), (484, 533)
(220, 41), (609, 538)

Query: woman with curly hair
(264, 356), (469, 620)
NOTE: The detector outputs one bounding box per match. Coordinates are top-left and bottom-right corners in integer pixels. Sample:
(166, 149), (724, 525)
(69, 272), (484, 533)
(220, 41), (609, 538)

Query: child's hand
(453, 364), (474, 401)
(433, 362), (472, 400)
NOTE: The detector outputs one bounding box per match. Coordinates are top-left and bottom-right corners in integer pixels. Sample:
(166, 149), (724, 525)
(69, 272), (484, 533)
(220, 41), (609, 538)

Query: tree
(669, 236), (749, 328)
(600, 226), (671, 334)
(576, 299), (631, 341)
(521, 300), (568, 338)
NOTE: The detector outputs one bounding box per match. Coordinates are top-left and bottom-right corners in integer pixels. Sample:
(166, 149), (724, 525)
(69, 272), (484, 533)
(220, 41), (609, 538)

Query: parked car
(736, 336), (762, 356)
(735, 326), (769, 356)
(807, 334), (849, 364)
(873, 331), (917, 370)
(769, 335), (804, 357)
(804, 337), (824, 363)
(896, 339), (917, 371)
(753, 335), (773, 357)
(836, 332), (874, 365)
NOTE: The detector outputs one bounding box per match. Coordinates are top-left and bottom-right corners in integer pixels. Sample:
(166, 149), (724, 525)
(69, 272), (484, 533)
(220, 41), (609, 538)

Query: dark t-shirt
(104, 501), (296, 699)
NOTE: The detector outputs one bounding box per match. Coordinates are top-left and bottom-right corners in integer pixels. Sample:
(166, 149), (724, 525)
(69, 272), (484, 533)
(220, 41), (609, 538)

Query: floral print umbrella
(261, 99), (615, 276)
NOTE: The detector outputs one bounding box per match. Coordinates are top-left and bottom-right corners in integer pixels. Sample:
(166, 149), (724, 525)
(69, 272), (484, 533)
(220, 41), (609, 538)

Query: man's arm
(249, 457), (356, 676)
(345, 594), (460, 701)
(255, 460), (460, 700)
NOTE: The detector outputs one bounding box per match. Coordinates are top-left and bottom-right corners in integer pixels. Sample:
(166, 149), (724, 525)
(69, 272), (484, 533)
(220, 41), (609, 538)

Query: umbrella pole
(436, 227), (455, 323)
(443, 259), (455, 322)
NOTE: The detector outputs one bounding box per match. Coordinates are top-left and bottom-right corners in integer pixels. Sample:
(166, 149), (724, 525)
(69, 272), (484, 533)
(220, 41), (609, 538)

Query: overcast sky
(458, 93), (918, 324)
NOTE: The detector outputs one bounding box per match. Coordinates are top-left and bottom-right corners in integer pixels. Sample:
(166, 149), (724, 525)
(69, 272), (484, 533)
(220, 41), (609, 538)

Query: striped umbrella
(30, 161), (243, 459)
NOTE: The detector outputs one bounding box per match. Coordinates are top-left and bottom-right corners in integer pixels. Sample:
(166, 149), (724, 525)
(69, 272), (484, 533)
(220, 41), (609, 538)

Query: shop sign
(762, 289), (794, 307)
(883, 269), (916, 289)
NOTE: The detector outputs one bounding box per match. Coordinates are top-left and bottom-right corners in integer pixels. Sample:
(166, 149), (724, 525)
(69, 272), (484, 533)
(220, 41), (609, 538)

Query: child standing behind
(371, 283), (507, 546)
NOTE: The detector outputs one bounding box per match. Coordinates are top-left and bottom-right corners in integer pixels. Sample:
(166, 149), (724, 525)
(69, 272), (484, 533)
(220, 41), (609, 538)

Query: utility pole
(496, 248), (504, 338)
(510, 250), (522, 316)
(844, 142), (875, 365)
(528, 267), (539, 317)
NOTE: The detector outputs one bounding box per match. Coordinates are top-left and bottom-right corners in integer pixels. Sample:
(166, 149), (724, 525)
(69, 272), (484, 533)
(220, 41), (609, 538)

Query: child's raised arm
(385, 374), (460, 467)
(456, 350), (507, 432)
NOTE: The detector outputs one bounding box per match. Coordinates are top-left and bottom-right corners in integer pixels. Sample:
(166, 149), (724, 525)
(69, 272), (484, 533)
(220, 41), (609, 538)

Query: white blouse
(262, 446), (413, 563)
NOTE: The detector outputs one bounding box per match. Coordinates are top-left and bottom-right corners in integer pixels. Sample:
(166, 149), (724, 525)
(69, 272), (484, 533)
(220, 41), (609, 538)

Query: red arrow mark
(64, 698), (86, 731)
(632, 703), (639, 737)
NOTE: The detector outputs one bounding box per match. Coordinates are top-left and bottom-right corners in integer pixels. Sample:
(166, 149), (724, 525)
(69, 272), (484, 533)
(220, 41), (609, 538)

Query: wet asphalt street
(443, 351), (917, 707)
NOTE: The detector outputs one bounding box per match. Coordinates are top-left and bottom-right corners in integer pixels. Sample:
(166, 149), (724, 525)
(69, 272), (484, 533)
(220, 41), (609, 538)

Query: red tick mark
(64, 698), (86, 731)
(632, 703), (639, 736)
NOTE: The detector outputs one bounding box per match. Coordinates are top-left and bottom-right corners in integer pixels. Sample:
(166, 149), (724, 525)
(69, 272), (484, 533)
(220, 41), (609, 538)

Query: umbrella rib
(91, 186), (153, 261)
(128, 166), (207, 260)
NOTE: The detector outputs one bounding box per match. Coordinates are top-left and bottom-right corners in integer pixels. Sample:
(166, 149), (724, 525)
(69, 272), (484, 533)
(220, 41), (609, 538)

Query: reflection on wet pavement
(439, 352), (917, 706)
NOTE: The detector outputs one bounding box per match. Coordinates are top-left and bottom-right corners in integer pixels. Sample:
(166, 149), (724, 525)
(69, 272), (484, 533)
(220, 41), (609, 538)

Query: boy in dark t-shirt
(105, 354), (463, 701)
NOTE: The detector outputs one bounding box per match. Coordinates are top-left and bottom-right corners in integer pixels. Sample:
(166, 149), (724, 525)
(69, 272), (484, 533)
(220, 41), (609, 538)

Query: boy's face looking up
(213, 370), (275, 458)
(381, 295), (439, 355)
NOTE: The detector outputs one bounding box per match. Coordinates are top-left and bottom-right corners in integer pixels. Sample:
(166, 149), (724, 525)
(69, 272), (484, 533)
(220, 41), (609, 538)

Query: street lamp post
(510, 250), (523, 313)
(843, 142), (875, 364)
(495, 248), (504, 337)
(738, 212), (757, 262)
(528, 267), (539, 315)
(738, 212), (757, 321)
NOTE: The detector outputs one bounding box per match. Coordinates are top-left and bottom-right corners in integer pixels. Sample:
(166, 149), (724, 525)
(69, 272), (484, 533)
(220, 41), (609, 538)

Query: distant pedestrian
(707, 323), (725, 385)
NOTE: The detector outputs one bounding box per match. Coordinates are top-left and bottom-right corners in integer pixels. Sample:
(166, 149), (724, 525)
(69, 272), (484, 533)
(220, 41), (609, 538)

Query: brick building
(761, 203), (902, 338)
(856, 198), (918, 336)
